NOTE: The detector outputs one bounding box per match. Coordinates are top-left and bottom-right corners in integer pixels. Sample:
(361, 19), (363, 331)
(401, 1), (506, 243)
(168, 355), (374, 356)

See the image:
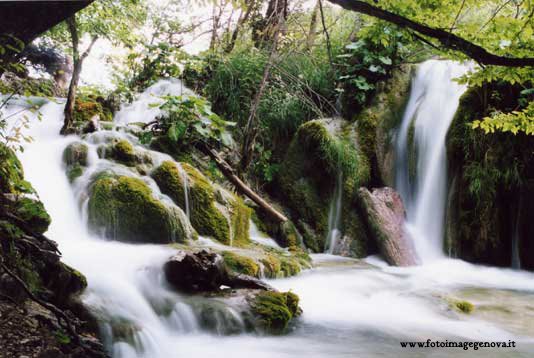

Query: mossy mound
(13, 197), (51, 235)
(250, 291), (301, 334)
(152, 161), (251, 245)
(97, 139), (152, 170)
(63, 141), (89, 183)
(277, 118), (371, 256)
(87, 173), (194, 243)
(222, 251), (260, 277)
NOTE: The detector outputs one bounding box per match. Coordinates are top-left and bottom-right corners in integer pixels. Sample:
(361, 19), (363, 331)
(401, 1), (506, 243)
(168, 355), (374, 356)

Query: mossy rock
(152, 161), (250, 245)
(277, 118), (370, 256)
(222, 251), (260, 277)
(63, 141), (89, 182)
(355, 65), (414, 186)
(0, 144), (34, 194)
(87, 173), (194, 243)
(73, 96), (113, 123)
(14, 197), (51, 235)
(250, 291), (301, 334)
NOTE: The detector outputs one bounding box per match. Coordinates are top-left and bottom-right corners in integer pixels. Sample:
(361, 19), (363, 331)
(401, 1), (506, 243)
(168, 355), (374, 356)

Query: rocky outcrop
(357, 187), (418, 266)
(446, 82), (534, 269)
(87, 173), (195, 244)
(0, 143), (105, 357)
(163, 250), (272, 293)
(277, 118), (371, 257)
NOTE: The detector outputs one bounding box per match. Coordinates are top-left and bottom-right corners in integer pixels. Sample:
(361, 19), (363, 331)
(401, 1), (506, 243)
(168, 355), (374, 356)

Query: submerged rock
(152, 161), (251, 246)
(87, 173), (195, 244)
(357, 187), (418, 266)
(249, 291), (301, 334)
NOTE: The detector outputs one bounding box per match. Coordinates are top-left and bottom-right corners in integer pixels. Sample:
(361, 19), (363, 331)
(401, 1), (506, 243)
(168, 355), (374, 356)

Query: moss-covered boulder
(73, 96), (113, 123)
(222, 251), (260, 277)
(87, 173), (195, 243)
(152, 161), (251, 245)
(97, 139), (152, 170)
(354, 65), (414, 187)
(0, 144), (34, 194)
(13, 197), (51, 235)
(63, 141), (89, 183)
(250, 291), (301, 334)
(277, 118), (371, 256)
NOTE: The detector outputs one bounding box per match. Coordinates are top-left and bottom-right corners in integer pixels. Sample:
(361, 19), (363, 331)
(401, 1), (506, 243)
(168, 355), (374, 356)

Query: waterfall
(325, 171), (343, 254)
(395, 60), (471, 262)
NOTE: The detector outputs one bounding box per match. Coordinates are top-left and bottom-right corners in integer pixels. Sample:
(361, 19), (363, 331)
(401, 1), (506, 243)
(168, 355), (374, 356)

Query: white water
(4, 70), (534, 357)
(324, 171), (343, 254)
(396, 60), (471, 261)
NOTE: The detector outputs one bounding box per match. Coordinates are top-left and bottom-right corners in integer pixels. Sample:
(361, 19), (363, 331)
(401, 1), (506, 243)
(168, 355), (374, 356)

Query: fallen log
(200, 144), (289, 223)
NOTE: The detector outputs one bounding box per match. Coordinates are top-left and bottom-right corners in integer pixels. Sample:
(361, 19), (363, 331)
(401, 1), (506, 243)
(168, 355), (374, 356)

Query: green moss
(113, 140), (136, 164)
(452, 299), (475, 314)
(73, 97), (113, 123)
(152, 161), (231, 244)
(251, 291), (301, 334)
(88, 174), (189, 243)
(277, 119), (370, 255)
(231, 197), (252, 247)
(67, 164), (84, 183)
(222, 251), (260, 277)
(63, 141), (88, 167)
(0, 144), (34, 194)
(280, 257), (301, 277)
(260, 254), (282, 278)
(15, 197), (51, 235)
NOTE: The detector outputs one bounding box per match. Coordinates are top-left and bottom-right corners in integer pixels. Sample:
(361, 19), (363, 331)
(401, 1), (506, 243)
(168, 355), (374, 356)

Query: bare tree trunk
(60, 16), (97, 135)
(225, 0), (256, 53)
(306, 0), (320, 49)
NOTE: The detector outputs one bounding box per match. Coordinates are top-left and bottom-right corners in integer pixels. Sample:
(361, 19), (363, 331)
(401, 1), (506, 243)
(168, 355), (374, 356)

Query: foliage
(472, 98), (534, 135)
(336, 22), (419, 108)
(140, 94), (236, 150)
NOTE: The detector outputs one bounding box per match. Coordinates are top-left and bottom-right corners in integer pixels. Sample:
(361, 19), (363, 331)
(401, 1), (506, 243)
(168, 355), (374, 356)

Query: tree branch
(327, 0), (534, 67)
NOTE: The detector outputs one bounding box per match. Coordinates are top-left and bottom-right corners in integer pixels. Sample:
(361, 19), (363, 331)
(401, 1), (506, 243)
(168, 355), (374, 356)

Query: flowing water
(395, 60), (472, 261)
(324, 171), (343, 254)
(4, 60), (534, 357)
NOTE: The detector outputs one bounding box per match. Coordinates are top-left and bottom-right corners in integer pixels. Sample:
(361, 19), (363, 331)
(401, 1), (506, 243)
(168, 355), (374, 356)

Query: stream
(5, 61), (534, 357)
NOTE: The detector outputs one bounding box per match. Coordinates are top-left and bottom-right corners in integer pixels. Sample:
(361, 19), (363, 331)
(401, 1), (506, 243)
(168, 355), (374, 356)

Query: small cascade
(249, 220), (281, 249)
(395, 60), (471, 262)
(176, 163), (191, 220)
(325, 171), (343, 254)
(512, 197), (522, 270)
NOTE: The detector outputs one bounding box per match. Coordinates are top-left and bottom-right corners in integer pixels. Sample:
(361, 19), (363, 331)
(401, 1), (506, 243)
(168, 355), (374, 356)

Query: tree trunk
(326, 0), (534, 67)
(201, 144), (289, 223)
(60, 16), (97, 135)
(306, 0), (320, 49)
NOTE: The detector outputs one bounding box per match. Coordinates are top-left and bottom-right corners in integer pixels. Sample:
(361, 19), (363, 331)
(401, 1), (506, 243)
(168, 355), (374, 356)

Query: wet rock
(164, 250), (273, 293)
(358, 187), (418, 266)
(87, 173), (195, 244)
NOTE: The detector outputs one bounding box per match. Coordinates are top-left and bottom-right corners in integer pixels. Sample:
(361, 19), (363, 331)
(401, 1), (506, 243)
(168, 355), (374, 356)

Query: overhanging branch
(327, 0), (534, 67)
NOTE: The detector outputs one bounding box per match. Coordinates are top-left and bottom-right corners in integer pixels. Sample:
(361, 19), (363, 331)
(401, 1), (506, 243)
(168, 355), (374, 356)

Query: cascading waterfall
(395, 60), (471, 262)
(324, 171), (343, 254)
(512, 197), (522, 270)
(5, 72), (534, 358)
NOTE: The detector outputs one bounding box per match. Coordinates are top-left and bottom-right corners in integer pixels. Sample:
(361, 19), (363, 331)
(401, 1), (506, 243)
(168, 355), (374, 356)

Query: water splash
(176, 163), (191, 220)
(395, 60), (471, 262)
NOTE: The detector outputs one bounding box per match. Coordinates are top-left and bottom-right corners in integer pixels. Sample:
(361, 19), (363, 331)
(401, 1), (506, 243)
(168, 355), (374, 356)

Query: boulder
(164, 250), (272, 293)
(87, 173), (195, 243)
(63, 141), (89, 182)
(357, 187), (418, 266)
